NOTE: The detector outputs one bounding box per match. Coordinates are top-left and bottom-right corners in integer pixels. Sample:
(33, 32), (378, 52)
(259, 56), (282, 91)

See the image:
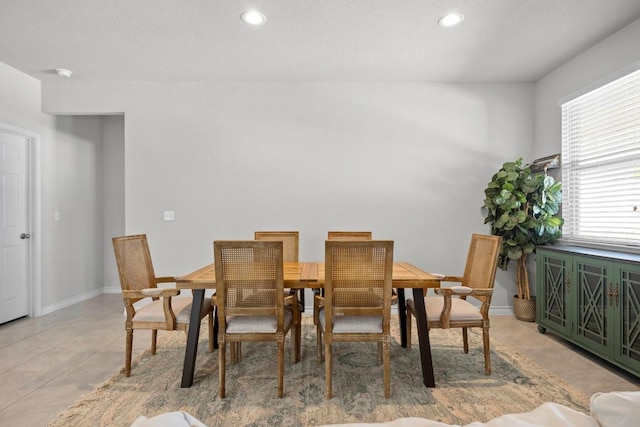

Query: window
(561, 68), (640, 248)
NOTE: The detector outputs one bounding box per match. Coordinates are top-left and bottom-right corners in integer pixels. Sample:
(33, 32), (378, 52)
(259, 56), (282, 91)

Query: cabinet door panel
(616, 265), (640, 371)
(537, 251), (571, 336)
(573, 259), (613, 356)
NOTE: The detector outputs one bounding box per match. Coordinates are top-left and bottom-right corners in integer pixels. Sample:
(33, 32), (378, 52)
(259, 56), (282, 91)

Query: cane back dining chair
(214, 240), (301, 398)
(317, 240), (394, 398)
(254, 231), (299, 262)
(254, 231), (302, 304)
(112, 234), (214, 377)
(314, 232), (373, 325)
(327, 231), (373, 241)
(406, 233), (501, 375)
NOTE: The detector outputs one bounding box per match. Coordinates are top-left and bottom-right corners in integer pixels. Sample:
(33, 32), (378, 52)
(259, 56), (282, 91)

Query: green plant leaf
(482, 158), (563, 285)
(547, 217), (563, 227)
(507, 171), (519, 181)
(503, 161), (517, 172)
(507, 247), (523, 259)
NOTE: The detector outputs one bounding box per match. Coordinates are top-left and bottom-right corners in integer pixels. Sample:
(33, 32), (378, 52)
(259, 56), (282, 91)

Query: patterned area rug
(49, 317), (589, 427)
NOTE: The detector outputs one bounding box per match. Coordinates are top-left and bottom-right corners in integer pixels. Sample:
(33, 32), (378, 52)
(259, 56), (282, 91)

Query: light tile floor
(0, 294), (638, 426)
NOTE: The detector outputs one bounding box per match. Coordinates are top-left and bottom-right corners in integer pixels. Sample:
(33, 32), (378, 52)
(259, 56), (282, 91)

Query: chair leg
(377, 342), (383, 364)
(292, 317), (301, 363)
(230, 342), (239, 363)
(208, 312), (214, 352)
(383, 338), (390, 398)
(462, 327), (469, 354)
(218, 339), (226, 398)
(325, 338), (332, 399)
(151, 329), (157, 355)
(483, 326), (491, 375)
(277, 339), (285, 398)
(291, 324), (297, 363)
(406, 312), (412, 350)
(316, 325), (323, 364)
(313, 297), (320, 326)
(296, 321), (301, 362)
(125, 329), (133, 377)
(292, 296), (301, 363)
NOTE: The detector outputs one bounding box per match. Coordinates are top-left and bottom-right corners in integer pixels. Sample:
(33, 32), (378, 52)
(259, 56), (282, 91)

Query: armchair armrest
(121, 288), (182, 328)
(433, 287), (494, 327)
(435, 286), (493, 297)
(435, 286), (473, 296)
(122, 288), (180, 299)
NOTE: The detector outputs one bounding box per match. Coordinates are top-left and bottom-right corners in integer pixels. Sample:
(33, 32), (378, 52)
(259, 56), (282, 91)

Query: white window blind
(561, 69), (640, 247)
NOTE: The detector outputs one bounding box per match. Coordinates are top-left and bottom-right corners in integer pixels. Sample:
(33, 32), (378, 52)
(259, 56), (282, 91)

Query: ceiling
(1, 0), (640, 83)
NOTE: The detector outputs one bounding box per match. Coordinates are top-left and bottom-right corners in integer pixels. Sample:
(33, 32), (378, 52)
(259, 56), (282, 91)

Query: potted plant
(481, 158), (563, 321)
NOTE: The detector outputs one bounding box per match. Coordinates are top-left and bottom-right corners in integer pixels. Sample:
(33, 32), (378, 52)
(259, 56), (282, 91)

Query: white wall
(531, 18), (640, 292)
(4, 17), (639, 316)
(102, 115), (125, 292)
(42, 80), (535, 312)
(42, 115), (104, 307)
(534, 17), (640, 158)
(0, 61), (106, 313)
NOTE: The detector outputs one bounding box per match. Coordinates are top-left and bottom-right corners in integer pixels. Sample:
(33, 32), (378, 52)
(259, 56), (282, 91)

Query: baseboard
(490, 306), (515, 316)
(39, 288), (104, 316)
(302, 305), (515, 316)
(44, 292), (514, 318)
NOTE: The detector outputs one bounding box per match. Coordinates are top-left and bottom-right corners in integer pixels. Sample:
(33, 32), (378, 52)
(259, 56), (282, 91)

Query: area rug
(49, 317), (590, 427)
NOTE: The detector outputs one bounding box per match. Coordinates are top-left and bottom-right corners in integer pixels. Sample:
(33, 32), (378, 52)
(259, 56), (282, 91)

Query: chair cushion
(226, 307), (293, 333)
(133, 297), (194, 324)
(318, 308), (383, 333)
(424, 296), (483, 322)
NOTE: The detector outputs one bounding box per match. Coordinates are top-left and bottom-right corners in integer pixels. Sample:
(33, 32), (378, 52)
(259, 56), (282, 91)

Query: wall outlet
(163, 211), (175, 221)
(54, 211), (60, 221)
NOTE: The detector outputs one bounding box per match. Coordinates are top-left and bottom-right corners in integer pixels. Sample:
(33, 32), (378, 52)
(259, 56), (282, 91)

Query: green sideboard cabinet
(536, 246), (640, 377)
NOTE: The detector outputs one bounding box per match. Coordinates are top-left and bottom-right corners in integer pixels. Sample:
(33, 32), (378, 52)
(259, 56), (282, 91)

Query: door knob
(20, 233), (31, 239)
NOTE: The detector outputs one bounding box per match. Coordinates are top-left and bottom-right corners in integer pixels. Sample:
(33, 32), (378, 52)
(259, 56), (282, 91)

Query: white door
(0, 130), (29, 324)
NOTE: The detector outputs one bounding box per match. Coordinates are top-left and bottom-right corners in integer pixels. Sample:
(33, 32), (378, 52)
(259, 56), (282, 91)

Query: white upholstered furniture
(318, 391), (640, 427)
(130, 391), (640, 426)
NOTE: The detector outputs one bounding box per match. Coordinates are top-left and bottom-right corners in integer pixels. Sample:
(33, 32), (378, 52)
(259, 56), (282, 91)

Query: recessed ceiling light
(241, 10), (266, 25)
(55, 68), (72, 78)
(438, 13), (464, 27)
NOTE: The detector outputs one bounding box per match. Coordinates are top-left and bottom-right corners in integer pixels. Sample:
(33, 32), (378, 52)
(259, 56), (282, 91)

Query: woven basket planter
(514, 296), (536, 322)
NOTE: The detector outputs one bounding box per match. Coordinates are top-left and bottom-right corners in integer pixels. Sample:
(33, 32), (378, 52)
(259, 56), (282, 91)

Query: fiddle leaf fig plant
(482, 158), (563, 300)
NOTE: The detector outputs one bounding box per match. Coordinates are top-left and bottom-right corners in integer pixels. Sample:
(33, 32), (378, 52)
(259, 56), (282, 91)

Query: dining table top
(176, 261), (441, 290)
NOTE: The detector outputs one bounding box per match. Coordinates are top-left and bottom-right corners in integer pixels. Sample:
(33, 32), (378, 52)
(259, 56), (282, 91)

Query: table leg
(412, 288), (435, 387)
(181, 288), (205, 388)
(397, 288), (408, 348)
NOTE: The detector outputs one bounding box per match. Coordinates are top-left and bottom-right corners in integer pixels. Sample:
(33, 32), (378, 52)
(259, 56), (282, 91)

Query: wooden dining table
(176, 261), (441, 388)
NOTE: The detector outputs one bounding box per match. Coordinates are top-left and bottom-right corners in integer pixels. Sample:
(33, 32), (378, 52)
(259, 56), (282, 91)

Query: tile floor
(1, 294), (639, 426)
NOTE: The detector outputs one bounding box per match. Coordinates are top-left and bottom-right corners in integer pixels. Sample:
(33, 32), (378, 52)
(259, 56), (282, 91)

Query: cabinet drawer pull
(608, 284), (614, 306)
